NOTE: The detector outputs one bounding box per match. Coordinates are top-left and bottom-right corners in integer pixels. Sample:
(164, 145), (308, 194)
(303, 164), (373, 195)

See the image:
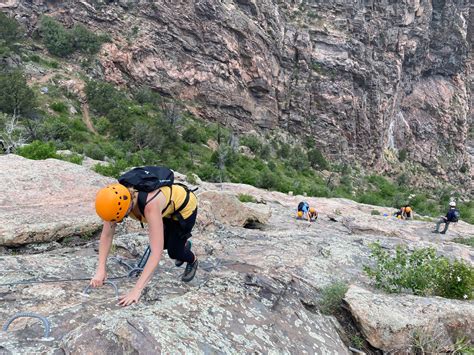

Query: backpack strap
(137, 189), (172, 219)
(170, 183), (198, 222)
(138, 184), (198, 228)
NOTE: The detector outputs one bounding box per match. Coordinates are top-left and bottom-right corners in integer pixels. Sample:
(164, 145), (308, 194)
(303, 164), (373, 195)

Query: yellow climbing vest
(129, 184), (197, 224)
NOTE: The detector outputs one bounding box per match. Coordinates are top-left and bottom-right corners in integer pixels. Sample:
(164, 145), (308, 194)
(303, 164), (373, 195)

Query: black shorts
(163, 208), (197, 248)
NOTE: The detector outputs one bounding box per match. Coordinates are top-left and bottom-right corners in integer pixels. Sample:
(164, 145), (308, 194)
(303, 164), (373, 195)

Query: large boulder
(196, 190), (271, 231)
(344, 285), (474, 353)
(0, 155), (113, 246)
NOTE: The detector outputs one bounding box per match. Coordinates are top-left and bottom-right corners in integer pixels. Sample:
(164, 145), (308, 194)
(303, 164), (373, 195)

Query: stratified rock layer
(3, 0), (473, 186)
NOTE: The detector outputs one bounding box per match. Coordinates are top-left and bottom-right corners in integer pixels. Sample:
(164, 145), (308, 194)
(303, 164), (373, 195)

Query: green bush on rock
(364, 242), (474, 300)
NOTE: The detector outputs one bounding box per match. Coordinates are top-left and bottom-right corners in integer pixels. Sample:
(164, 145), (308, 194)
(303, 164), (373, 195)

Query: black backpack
(452, 209), (460, 222)
(118, 166), (174, 192)
(298, 201), (308, 211)
(118, 166), (195, 223)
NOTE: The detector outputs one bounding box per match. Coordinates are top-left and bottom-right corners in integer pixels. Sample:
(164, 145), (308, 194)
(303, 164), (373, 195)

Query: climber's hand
(118, 287), (142, 307)
(90, 270), (107, 287)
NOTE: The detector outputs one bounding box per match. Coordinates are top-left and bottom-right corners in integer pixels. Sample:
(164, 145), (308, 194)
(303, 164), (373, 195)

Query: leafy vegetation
(237, 194), (257, 203)
(364, 242), (474, 300)
(318, 281), (349, 315)
(452, 237), (474, 248)
(16, 140), (57, 160)
(0, 12), (23, 56)
(0, 70), (37, 117)
(411, 328), (474, 355)
(39, 16), (106, 57)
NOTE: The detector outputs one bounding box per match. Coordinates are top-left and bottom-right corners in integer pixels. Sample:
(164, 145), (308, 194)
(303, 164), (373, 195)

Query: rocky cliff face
(2, 0), (473, 184)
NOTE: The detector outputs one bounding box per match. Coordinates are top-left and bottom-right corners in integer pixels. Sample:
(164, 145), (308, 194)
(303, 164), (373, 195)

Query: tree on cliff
(0, 70), (36, 117)
(0, 12), (23, 57)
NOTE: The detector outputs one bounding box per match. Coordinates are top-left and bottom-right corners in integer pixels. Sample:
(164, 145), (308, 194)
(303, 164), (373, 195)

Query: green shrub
(240, 135), (262, 154)
(196, 163), (221, 182)
(85, 80), (128, 117)
(307, 148), (329, 170)
(364, 242), (474, 300)
(452, 237), (474, 248)
(129, 118), (164, 151)
(277, 142), (290, 159)
(182, 125), (207, 144)
(319, 281), (348, 315)
(238, 193), (256, 203)
(186, 173), (197, 185)
(0, 70), (36, 116)
(83, 143), (105, 161)
(435, 258), (474, 299)
(50, 101), (68, 113)
(28, 54), (41, 62)
(93, 159), (129, 178)
(257, 168), (278, 190)
(39, 17), (104, 57)
(259, 144), (271, 159)
(71, 24), (103, 54)
(59, 153), (84, 165)
(94, 116), (111, 135)
(289, 147), (309, 170)
(133, 87), (163, 107)
(17, 140), (57, 160)
(0, 12), (23, 55)
(458, 200), (474, 225)
(48, 60), (59, 69)
(37, 116), (72, 141)
(39, 16), (74, 57)
(398, 148), (407, 162)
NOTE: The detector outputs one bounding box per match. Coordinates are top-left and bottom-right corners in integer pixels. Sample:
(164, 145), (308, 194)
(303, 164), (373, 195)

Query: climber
(432, 201), (460, 234)
(308, 207), (318, 222)
(296, 201), (309, 220)
(394, 205), (413, 220)
(91, 166), (198, 307)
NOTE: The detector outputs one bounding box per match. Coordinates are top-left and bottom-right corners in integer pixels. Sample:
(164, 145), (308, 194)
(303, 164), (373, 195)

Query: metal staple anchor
(2, 312), (51, 339)
(83, 280), (119, 298)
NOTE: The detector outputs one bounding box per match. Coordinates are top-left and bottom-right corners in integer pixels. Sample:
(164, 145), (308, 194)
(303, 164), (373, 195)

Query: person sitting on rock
(308, 207), (318, 222)
(91, 167), (198, 307)
(432, 201), (460, 234)
(297, 201), (309, 220)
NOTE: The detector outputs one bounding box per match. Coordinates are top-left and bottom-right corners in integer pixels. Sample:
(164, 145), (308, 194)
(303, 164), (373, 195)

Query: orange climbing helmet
(95, 183), (132, 222)
(297, 211), (303, 218)
(309, 207), (316, 214)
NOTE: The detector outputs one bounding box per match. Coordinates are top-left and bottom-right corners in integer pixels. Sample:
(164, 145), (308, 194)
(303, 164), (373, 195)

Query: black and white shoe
(182, 258), (199, 282)
(175, 240), (192, 267)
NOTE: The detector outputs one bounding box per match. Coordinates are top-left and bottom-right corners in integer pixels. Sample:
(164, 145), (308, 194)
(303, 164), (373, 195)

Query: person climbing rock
(297, 201), (309, 220)
(432, 201), (460, 235)
(91, 166), (198, 306)
(394, 205), (413, 220)
(402, 205), (413, 220)
(308, 207), (318, 222)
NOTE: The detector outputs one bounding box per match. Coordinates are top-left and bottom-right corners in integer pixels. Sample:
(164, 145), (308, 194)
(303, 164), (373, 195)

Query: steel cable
(2, 312), (51, 339)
